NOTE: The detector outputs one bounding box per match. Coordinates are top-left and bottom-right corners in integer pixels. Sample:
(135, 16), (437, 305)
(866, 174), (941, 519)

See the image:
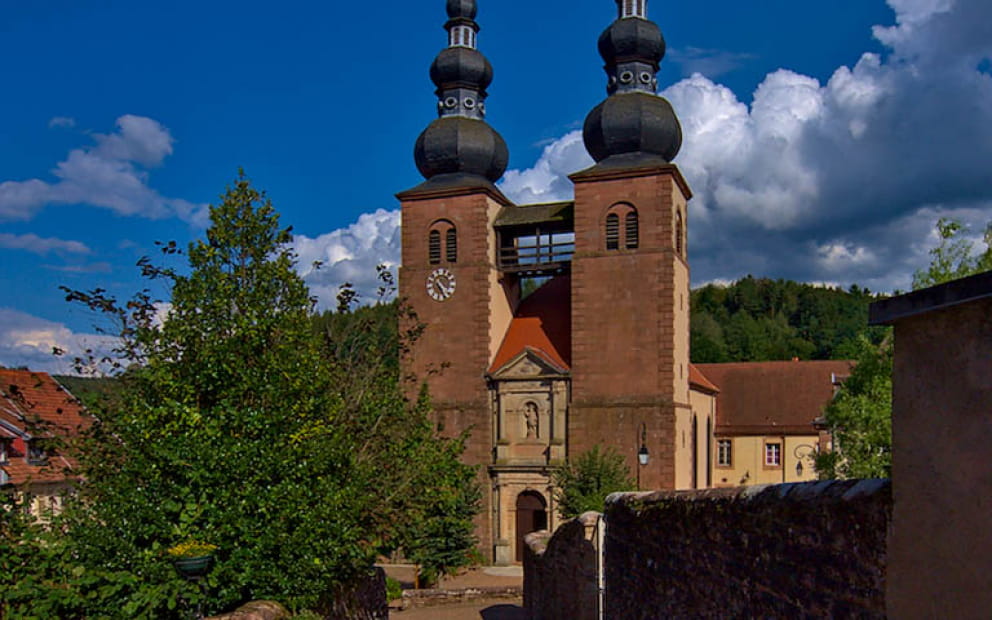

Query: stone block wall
(604, 480), (891, 618)
(523, 512), (601, 620)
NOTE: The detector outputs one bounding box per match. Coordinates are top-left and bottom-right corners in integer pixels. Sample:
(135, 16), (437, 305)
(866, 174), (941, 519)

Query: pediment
(490, 347), (568, 379)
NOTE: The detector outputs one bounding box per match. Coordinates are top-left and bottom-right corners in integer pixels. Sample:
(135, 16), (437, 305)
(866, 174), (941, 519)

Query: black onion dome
(430, 47), (494, 90)
(583, 92), (682, 163)
(415, 116), (509, 182)
(598, 18), (665, 65)
(446, 0), (477, 19)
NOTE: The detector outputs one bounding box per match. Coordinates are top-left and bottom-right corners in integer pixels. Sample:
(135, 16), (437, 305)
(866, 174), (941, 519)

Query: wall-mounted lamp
(636, 422), (649, 490)
(638, 423), (650, 466)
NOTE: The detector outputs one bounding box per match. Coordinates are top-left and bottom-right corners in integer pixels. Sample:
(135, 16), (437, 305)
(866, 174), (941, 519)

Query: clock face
(426, 268), (456, 302)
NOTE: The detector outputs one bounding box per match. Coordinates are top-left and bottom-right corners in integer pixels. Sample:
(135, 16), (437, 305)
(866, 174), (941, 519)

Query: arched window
(675, 211), (684, 256)
(605, 203), (637, 251)
(429, 220), (457, 264)
(429, 229), (442, 264)
(446, 227), (457, 263)
(625, 211), (639, 249)
(605, 213), (620, 250)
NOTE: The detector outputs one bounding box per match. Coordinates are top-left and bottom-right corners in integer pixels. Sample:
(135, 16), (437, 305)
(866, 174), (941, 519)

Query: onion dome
(447, 0), (477, 19)
(582, 0), (682, 163)
(414, 0), (508, 183)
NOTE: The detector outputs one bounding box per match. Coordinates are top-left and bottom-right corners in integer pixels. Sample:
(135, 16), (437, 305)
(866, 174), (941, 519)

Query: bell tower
(568, 0), (692, 490)
(397, 0), (515, 556)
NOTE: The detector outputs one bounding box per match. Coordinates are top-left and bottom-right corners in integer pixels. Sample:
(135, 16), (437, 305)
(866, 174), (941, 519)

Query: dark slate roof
(869, 270), (992, 325)
(495, 201), (574, 228)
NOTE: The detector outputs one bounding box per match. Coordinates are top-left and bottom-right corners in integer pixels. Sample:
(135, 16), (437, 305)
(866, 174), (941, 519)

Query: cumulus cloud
(0, 233), (89, 255)
(496, 0), (992, 292)
(292, 209), (402, 309)
(0, 115), (208, 225)
(0, 308), (118, 375)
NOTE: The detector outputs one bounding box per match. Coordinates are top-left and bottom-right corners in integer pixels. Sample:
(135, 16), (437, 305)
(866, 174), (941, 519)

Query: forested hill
(691, 276), (886, 363)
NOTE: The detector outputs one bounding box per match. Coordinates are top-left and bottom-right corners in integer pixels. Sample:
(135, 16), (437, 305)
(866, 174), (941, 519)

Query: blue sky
(2, 0), (992, 372)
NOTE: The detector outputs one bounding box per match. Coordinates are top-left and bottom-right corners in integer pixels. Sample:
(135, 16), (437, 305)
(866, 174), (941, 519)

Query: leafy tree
(552, 446), (634, 519)
(816, 218), (991, 480)
(912, 217), (992, 289)
(38, 172), (478, 616)
(814, 335), (892, 479)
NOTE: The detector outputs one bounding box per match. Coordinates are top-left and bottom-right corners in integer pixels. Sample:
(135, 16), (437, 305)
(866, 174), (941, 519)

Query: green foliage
(33, 172), (479, 617)
(690, 277), (885, 363)
(814, 335), (892, 479)
(912, 217), (992, 289)
(552, 446), (634, 519)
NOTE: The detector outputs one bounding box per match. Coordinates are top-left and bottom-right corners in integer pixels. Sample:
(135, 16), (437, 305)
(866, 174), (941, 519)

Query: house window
(0, 439), (8, 465)
(765, 442), (782, 467)
(27, 441), (47, 466)
(717, 439), (732, 467)
(605, 213), (620, 250)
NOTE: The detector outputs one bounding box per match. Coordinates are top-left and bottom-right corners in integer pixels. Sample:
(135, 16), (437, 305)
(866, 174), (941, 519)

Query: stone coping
(399, 586), (523, 609)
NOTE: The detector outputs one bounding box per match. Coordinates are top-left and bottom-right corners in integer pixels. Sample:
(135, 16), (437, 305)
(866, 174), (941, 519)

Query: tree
(912, 217), (992, 289)
(33, 172), (479, 617)
(816, 218), (991, 480)
(552, 446), (634, 519)
(814, 335), (892, 479)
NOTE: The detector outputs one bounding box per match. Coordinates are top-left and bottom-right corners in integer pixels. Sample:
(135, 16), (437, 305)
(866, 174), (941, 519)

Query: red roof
(490, 276), (571, 373)
(689, 364), (719, 394)
(695, 360), (853, 435)
(1, 369), (90, 486)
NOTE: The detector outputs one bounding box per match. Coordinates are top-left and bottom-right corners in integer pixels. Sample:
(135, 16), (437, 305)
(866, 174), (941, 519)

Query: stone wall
(604, 480), (891, 618)
(523, 512), (601, 620)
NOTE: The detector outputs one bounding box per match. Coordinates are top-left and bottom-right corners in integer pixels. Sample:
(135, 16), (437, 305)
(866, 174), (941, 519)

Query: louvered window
(446, 228), (458, 263)
(625, 212), (639, 249)
(606, 214), (620, 250)
(429, 230), (441, 264)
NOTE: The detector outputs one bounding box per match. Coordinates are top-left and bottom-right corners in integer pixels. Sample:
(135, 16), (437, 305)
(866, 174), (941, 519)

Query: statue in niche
(524, 402), (539, 439)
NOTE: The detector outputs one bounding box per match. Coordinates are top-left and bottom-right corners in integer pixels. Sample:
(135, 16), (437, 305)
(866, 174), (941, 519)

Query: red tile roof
(0, 369), (90, 486)
(695, 360), (853, 435)
(689, 364), (719, 394)
(490, 276), (571, 373)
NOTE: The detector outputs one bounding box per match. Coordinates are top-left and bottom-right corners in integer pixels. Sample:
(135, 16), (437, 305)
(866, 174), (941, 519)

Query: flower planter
(173, 554), (214, 579)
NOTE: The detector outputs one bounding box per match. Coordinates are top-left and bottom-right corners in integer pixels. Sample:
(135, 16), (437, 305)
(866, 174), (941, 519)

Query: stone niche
(488, 349), (569, 466)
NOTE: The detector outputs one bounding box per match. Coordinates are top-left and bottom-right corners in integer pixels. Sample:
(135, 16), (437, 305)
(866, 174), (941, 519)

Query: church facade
(397, 0), (723, 565)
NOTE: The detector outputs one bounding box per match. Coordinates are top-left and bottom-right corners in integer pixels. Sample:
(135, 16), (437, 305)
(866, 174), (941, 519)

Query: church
(398, 0), (836, 566)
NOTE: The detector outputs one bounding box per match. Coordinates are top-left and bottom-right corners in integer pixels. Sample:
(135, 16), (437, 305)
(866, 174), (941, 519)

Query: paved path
(380, 565), (526, 619)
(389, 599), (526, 620)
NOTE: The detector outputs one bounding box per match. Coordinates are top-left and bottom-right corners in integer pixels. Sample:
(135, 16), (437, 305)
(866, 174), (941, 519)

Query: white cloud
(498, 131), (593, 204)
(0, 308), (118, 375)
(0, 115), (208, 226)
(48, 116), (76, 129)
(292, 208), (402, 309)
(667, 47), (756, 79)
(0, 233), (90, 255)
(494, 0), (992, 292)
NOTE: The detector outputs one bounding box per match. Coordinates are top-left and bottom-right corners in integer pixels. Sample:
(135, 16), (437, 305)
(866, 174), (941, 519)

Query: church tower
(397, 0), (515, 557)
(399, 0), (708, 565)
(568, 0), (694, 490)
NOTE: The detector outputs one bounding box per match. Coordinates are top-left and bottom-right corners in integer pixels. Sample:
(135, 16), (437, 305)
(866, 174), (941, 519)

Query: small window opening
(429, 230), (442, 264)
(676, 211), (684, 256)
(606, 214), (620, 250)
(446, 228), (458, 263)
(625, 211), (639, 249)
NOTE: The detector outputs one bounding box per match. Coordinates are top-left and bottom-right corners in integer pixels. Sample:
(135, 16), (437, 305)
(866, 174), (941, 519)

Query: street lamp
(636, 422), (649, 489)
